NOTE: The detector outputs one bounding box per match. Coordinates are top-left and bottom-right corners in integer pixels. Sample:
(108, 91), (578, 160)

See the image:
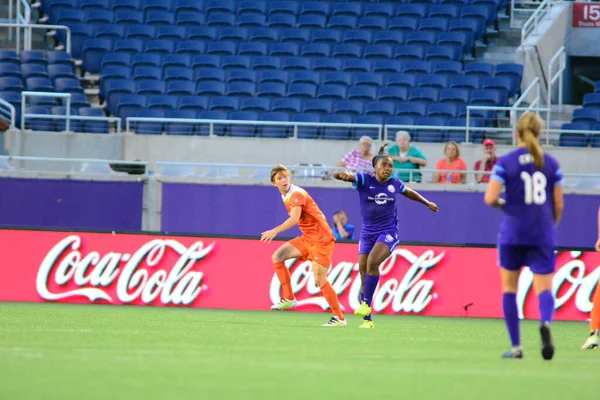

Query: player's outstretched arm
(402, 187), (439, 212)
(333, 171), (357, 183)
(553, 184), (564, 227)
(261, 206), (302, 243)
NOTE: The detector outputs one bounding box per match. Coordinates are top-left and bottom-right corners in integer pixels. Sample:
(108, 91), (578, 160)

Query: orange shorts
(288, 236), (335, 268)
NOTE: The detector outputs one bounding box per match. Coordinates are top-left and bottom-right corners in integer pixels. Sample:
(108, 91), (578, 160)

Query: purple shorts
(359, 231), (399, 255)
(498, 244), (556, 275)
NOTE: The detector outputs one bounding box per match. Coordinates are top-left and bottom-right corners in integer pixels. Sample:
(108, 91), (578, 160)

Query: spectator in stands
(332, 210), (355, 241)
(432, 141), (467, 184)
(386, 130), (427, 183)
(474, 139), (498, 184)
(337, 136), (374, 172)
(0, 118), (8, 132)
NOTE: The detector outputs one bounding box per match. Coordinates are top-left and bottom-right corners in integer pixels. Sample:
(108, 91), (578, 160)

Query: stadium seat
(165, 109), (197, 136)
(322, 114), (352, 140)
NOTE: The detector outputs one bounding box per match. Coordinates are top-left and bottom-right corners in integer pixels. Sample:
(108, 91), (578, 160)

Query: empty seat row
(0, 63), (77, 80)
(0, 76), (84, 94)
(0, 50), (75, 66)
(23, 106), (108, 133)
(46, 0), (506, 20)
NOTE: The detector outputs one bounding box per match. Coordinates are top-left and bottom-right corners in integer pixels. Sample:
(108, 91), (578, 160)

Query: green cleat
(359, 320), (375, 329)
(354, 301), (372, 318)
(270, 298), (297, 311)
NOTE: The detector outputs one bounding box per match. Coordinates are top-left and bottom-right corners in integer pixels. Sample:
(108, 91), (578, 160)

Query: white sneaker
(322, 316), (347, 327)
(270, 298), (297, 311)
(581, 330), (599, 350)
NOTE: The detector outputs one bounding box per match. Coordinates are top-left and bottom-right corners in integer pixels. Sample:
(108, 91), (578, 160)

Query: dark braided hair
(372, 143), (391, 168)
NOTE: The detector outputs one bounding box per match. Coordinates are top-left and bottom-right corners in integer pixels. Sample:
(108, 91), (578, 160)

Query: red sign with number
(573, 2), (600, 28)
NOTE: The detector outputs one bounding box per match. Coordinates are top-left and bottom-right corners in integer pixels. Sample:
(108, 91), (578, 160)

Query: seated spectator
(332, 210), (355, 241)
(433, 141), (467, 184)
(474, 139), (497, 183)
(386, 130), (427, 183)
(337, 136), (374, 172)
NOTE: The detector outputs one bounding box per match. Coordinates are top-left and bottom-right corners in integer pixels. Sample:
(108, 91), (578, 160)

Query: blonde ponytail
(517, 112), (544, 169)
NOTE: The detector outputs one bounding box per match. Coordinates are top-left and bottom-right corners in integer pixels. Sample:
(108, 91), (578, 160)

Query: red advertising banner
(573, 2), (600, 28)
(0, 229), (598, 321)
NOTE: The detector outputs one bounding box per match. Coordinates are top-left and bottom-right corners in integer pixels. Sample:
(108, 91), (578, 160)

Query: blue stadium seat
(282, 57), (311, 71)
(196, 110), (227, 136)
(595, 82), (600, 94)
(446, 117), (485, 143)
(426, 46), (462, 62)
(115, 11), (145, 24)
(193, 55), (221, 69)
(301, 43), (331, 58)
(26, 77), (54, 92)
(583, 93), (600, 108)
(434, 61), (464, 76)
(148, 95), (178, 111)
(248, 28), (279, 43)
(196, 81), (226, 96)
(328, 15), (358, 30)
(114, 39), (145, 55)
(365, 3), (396, 18)
(133, 66), (162, 81)
(256, 82), (286, 98)
(52, 106), (82, 132)
(158, 26), (187, 41)
(272, 98), (302, 113)
(287, 83), (317, 99)
(353, 115), (384, 140)
(96, 24), (126, 40)
(174, 0), (204, 15)
(238, 14), (267, 28)
(207, 12), (235, 27)
(219, 27), (249, 42)
(0, 77), (25, 93)
(386, 73), (418, 88)
(420, 18), (450, 32)
(347, 86), (377, 101)
(465, 62), (494, 78)
(145, 39), (176, 55)
(259, 70), (288, 84)
(167, 81), (194, 95)
(396, 4), (429, 18)
(25, 106), (54, 131)
(365, 101), (395, 117)
(110, 0), (141, 13)
(449, 19), (480, 40)
(207, 41), (237, 56)
(407, 32), (438, 47)
(386, 116), (417, 134)
(470, 89), (504, 106)
(364, 44), (393, 60)
(143, 0), (172, 15)
(572, 108), (600, 125)
(221, 56), (251, 70)
(20, 64), (46, 79)
(481, 77), (512, 99)
(429, 5), (461, 20)
(321, 114), (352, 140)
(332, 44), (362, 59)
(418, 74), (449, 89)
(409, 87), (440, 103)
(238, 0), (266, 15)
(188, 27), (217, 41)
(374, 31), (406, 46)
(451, 75), (481, 90)
(394, 45), (425, 61)
(164, 66), (194, 82)
(334, 100), (364, 116)
(292, 113), (321, 139)
(323, 72), (352, 86)
(438, 32), (475, 55)
(82, 39), (113, 73)
(389, 17), (419, 31)
(269, 1), (300, 16)
(227, 82), (256, 97)
(494, 63), (524, 97)
(403, 60), (432, 75)
(178, 96), (209, 111)
(332, 2), (362, 18)
(560, 123), (590, 147)
(290, 71), (320, 86)
(60, 24), (93, 59)
(298, 15), (327, 29)
(270, 42), (299, 57)
(280, 28), (310, 44)
(209, 96), (239, 112)
(206, 0), (236, 14)
(49, 0), (78, 23)
(379, 86), (409, 102)
(312, 30), (342, 45)
(302, 1), (331, 17)
(355, 72), (384, 87)
(163, 54), (192, 69)
(104, 79), (135, 113)
(314, 58), (342, 72)
(86, 10), (115, 24)
(303, 99), (333, 114)
(0, 50), (18, 65)
(132, 53), (161, 69)
(396, 101), (428, 118)
(55, 78), (83, 94)
(358, 16), (387, 31)
(239, 97), (270, 113)
(146, 11), (176, 26)
(134, 109), (165, 135)
(340, 59), (369, 74)
(126, 25), (156, 41)
(228, 69), (257, 84)
(117, 94), (147, 123)
(259, 112), (291, 138)
(176, 11), (205, 26)
(238, 42), (268, 57)
(343, 30), (372, 46)
(101, 52), (132, 69)
(165, 109), (197, 136)
(268, 15), (297, 29)
(20, 51), (47, 66)
(228, 111), (259, 137)
(56, 9), (85, 25)
(439, 88), (471, 105)
(428, 103), (459, 119)
(415, 117), (447, 142)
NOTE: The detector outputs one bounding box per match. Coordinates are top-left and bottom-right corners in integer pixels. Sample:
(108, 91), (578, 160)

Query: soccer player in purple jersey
(484, 112), (564, 360)
(334, 145), (439, 328)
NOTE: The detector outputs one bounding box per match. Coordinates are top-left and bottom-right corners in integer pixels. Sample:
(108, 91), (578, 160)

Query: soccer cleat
(581, 330), (599, 350)
(501, 347), (523, 359)
(540, 322), (555, 360)
(359, 320), (375, 329)
(270, 298), (297, 311)
(354, 301), (372, 317)
(322, 316), (347, 327)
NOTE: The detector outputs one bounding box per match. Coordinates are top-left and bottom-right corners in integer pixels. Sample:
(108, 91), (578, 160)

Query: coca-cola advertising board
(0, 228), (598, 321)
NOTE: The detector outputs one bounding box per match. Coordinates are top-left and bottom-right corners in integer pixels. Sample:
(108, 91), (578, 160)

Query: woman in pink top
(432, 141), (467, 184)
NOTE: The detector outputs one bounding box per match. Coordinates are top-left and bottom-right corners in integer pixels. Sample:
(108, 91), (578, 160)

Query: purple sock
(502, 293), (520, 347)
(363, 274), (379, 307)
(538, 290), (555, 325)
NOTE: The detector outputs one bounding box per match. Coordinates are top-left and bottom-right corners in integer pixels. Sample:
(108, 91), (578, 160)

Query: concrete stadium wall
(5, 130), (600, 174)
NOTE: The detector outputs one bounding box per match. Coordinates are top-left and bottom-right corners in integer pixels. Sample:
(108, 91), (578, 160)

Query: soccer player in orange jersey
(581, 206), (600, 350)
(260, 164), (346, 327)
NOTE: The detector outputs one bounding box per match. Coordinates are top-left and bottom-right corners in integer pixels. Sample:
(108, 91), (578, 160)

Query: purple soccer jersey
(491, 148), (564, 247)
(353, 173), (406, 236)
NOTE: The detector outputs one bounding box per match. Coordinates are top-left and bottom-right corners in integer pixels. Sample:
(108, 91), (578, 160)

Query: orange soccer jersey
(282, 185), (334, 245)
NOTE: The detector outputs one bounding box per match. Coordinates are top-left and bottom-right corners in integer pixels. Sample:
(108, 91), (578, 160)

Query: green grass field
(0, 303), (598, 400)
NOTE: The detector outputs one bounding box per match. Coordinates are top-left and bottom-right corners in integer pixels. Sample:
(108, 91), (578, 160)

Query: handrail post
(126, 118), (130, 133)
(209, 122), (214, 136)
(465, 107), (470, 143)
(20, 92), (25, 129)
(15, 0), (20, 55)
(378, 125), (382, 142)
(293, 123), (298, 139)
(65, 94), (71, 132)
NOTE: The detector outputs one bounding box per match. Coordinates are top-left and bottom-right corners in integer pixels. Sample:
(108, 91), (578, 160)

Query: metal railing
(0, 98), (16, 129)
(20, 91), (121, 133)
(0, 23), (71, 54)
(466, 106), (551, 145)
(509, 77), (542, 129)
(0, 155), (148, 175)
(126, 117), (383, 140)
(519, 0), (559, 40)
(547, 46), (567, 125)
